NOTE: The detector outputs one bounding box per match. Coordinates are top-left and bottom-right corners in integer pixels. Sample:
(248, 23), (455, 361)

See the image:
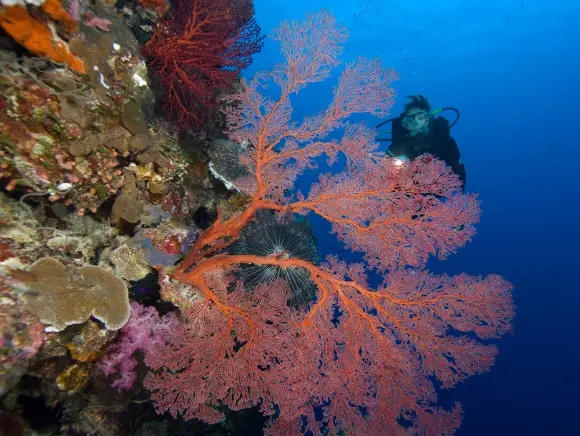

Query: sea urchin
(229, 211), (319, 308)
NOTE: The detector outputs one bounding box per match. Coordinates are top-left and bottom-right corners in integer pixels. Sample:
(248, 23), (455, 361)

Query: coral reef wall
(0, 0), (263, 433)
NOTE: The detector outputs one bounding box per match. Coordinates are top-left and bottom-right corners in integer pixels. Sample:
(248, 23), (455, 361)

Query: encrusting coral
(21, 257), (130, 331)
(0, 276), (45, 395)
(0, 21), (191, 216)
(111, 171), (144, 224)
(108, 241), (151, 281)
(45, 215), (117, 265)
(0, 55), (126, 213)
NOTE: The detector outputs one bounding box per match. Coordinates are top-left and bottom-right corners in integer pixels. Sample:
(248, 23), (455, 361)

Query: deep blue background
(245, 1), (580, 434)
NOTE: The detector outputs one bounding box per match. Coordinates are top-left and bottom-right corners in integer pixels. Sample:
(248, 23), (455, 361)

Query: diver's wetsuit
(388, 115), (467, 190)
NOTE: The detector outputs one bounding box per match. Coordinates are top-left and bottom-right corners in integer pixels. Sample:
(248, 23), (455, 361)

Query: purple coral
(180, 227), (199, 255)
(98, 302), (177, 391)
(85, 16), (112, 32)
(68, 0), (81, 22)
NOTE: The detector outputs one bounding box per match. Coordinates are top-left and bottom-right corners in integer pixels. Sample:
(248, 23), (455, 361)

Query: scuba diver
(376, 95), (466, 191)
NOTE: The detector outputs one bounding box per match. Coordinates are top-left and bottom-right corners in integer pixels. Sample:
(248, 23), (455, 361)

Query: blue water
(245, 1), (580, 434)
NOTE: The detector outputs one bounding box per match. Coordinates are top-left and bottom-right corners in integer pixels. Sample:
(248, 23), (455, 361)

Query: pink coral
(84, 16), (112, 32)
(146, 278), (313, 424)
(99, 302), (177, 391)
(305, 154), (480, 271)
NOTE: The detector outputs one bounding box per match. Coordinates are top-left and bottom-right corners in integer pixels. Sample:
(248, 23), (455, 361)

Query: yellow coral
(0, 3), (84, 73)
(130, 162), (164, 184)
(56, 363), (88, 393)
(109, 244), (151, 281)
(67, 343), (98, 362)
(66, 321), (112, 362)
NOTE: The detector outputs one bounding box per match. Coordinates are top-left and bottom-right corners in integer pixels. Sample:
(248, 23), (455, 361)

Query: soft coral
(144, 0), (264, 129)
(99, 302), (177, 391)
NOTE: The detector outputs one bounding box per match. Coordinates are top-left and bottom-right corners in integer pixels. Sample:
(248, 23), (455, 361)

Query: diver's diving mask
(402, 111), (430, 136)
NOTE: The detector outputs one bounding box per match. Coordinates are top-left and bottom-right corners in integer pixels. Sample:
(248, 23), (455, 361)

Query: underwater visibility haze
(0, 0), (577, 435)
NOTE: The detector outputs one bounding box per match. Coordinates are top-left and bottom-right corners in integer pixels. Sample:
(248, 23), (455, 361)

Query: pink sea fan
(140, 10), (514, 435)
(99, 302), (178, 391)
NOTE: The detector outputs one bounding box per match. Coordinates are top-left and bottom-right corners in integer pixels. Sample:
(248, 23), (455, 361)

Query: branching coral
(143, 0), (265, 128)
(144, 11), (514, 435)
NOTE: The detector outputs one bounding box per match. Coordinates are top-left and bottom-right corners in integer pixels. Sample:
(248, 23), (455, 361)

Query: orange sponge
(0, 2), (84, 73)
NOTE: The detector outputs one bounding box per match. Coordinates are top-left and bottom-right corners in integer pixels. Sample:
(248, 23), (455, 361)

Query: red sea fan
(143, 0), (264, 128)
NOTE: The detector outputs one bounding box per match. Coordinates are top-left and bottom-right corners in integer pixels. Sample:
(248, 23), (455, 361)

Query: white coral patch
(57, 182), (73, 191)
(209, 162), (239, 192)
